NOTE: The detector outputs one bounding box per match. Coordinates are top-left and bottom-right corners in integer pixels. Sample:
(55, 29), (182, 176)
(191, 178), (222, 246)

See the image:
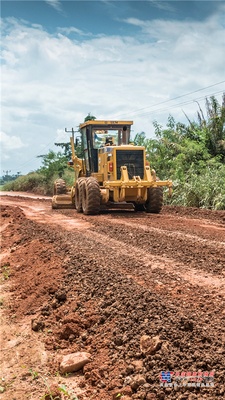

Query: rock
(143, 383), (151, 389)
(31, 318), (45, 332)
(132, 360), (144, 371)
(0, 386), (5, 393)
(59, 324), (79, 340)
(60, 352), (91, 373)
(112, 385), (132, 399)
(126, 364), (134, 374)
(114, 336), (123, 346)
(118, 397), (131, 400)
(146, 394), (157, 400)
(140, 335), (162, 355)
(108, 378), (123, 390)
(179, 317), (194, 331)
(161, 341), (170, 353)
(81, 332), (88, 341)
(55, 291), (67, 303)
(130, 374), (146, 390)
(124, 376), (132, 385)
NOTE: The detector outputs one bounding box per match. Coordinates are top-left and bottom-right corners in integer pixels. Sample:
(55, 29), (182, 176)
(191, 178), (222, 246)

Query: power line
(115, 80), (225, 118)
(132, 89), (224, 118)
(15, 132), (75, 172)
(15, 140), (54, 170)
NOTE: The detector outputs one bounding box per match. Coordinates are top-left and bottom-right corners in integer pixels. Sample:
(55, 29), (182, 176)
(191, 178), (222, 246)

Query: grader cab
(52, 120), (172, 214)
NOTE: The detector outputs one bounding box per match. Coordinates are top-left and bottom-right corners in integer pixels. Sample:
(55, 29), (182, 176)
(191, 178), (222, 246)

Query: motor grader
(52, 120), (172, 214)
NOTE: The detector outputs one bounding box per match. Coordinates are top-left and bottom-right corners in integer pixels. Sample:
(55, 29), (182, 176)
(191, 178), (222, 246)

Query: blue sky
(1, 1), (225, 175)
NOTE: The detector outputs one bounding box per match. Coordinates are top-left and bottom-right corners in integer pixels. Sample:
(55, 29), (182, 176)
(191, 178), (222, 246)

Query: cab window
(93, 129), (119, 149)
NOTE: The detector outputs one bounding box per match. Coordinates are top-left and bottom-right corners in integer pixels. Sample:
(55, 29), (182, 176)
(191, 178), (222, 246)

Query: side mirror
(75, 136), (81, 147)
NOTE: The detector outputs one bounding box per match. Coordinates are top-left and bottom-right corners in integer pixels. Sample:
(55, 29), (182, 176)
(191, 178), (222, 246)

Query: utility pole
(3, 170), (11, 176)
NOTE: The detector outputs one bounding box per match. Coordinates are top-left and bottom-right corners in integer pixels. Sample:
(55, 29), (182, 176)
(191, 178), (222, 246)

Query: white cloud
(45, 0), (62, 13)
(149, 1), (175, 12)
(1, 8), (225, 174)
(0, 131), (27, 150)
(57, 26), (90, 36)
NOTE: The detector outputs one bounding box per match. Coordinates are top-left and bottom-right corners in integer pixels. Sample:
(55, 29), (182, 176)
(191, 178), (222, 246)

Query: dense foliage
(134, 95), (225, 209)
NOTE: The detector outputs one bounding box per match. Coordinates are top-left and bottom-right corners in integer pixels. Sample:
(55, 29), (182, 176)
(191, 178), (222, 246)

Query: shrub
(171, 164), (225, 210)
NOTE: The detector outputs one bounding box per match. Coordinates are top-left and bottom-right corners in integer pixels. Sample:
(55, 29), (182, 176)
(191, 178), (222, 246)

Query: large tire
(133, 203), (145, 212)
(145, 187), (163, 214)
(54, 179), (67, 195)
(82, 177), (101, 215)
(75, 178), (85, 213)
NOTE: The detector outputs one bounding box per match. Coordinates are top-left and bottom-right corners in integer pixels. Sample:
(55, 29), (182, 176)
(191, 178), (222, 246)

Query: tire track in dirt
(78, 229), (225, 297)
(105, 216), (225, 248)
(89, 217), (225, 276)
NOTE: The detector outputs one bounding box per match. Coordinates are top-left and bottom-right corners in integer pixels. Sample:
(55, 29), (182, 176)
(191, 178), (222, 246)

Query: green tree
(54, 142), (72, 158)
(84, 113), (96, 122)
(188, 94), (225, 159)
(133, 131), (146, 146)
(37, 150), (68, 179)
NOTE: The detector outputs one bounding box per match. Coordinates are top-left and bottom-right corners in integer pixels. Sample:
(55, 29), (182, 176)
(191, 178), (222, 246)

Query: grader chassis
(52, 120), (172, 214)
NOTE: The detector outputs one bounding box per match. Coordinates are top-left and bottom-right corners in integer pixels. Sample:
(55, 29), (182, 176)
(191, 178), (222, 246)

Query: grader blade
(52, 195), (74, 209)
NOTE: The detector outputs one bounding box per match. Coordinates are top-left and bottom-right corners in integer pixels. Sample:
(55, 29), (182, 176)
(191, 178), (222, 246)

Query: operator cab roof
(79, 120), (133, 129)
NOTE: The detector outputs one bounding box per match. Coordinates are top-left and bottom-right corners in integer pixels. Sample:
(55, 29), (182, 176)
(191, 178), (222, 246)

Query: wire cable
(115, 80), (225, 118)
(131, 89), (225, 118)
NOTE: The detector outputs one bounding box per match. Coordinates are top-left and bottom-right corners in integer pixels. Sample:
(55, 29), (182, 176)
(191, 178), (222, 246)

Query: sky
(1, 0), (225, 175)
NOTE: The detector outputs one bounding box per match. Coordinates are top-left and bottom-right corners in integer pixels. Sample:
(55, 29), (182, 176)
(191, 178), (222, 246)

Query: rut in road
(78, 228), (225, 296)
(88, 215), (225, 276)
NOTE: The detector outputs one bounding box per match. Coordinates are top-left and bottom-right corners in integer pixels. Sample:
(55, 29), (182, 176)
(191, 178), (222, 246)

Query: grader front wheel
(75, 178), (85, 213)
(145, 187), (163, 214)
(54, 179), (67, 195)
(82, 177), (101, 215)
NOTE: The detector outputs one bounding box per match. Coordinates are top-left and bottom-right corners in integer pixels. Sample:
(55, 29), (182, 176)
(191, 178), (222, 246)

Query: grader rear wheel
(54, 179), (67, 195)
(145, 187), (163, 214)
(75, 178), (85, 213)
(133, 203), (145, 212)
(82, 177), (101, 215)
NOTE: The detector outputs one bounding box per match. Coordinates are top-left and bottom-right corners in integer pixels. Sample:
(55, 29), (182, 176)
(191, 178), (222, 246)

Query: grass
(1, 265), (10, 281)
(29, 369), (39, 380)
(2, 170), (75, 196)
(39, 375), (79, 400)
(170, 165), (225, 210)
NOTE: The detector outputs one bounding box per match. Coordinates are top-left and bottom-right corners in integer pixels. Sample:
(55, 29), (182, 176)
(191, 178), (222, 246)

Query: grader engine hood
(115, 148), (144, 180)
(98, 145), (145, 182)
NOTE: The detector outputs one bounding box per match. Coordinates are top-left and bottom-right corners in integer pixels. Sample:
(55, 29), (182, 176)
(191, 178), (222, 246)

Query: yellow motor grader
(52, 120), (172, 214)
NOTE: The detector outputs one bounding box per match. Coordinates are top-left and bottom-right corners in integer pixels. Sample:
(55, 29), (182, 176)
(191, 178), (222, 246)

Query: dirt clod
(31, 318), (45, 332)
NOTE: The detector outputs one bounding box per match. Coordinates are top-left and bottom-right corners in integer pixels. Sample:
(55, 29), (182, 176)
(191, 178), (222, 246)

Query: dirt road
(1, 193), (225, 400)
